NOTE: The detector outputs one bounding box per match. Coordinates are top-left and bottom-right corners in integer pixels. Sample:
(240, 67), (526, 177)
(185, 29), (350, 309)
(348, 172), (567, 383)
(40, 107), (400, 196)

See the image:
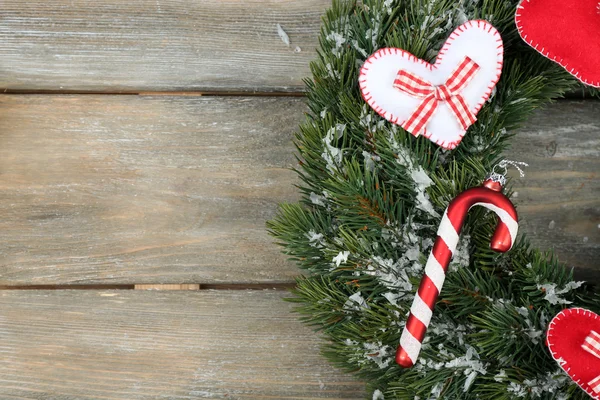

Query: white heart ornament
(359, 20), (504, 149)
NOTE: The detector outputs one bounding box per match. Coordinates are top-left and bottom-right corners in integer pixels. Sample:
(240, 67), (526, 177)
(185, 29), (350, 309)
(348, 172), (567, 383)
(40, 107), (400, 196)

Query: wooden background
(0, 1), (598, 398)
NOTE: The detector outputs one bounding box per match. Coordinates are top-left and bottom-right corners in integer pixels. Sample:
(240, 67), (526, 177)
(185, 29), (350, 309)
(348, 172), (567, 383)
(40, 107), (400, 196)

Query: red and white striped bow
(583, 330), (600, 394)
(393, 56), (480, 137)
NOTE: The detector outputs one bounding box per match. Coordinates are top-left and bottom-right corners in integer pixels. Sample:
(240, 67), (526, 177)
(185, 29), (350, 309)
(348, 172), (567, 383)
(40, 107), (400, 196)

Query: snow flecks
(344, 292), (369, 312)
(346, 339), (394, 371)
(463, 370), (478, 392)
(333, 251), (350, 267)
(444, 346), (487, 381)
(427, 27), (445, 41)
(359, 105), (386, 132)
(368, 256), (414, 303)
(537, 281), (584, 305)
(363, 150), (381, 172)
(322, 124), (346, 173)
(487, 86), (497, 103)
(508, 370), (571, 399)
(363, 342), (393, 369)
(514, 307), (549, 344)
(365, 12), (382, 48)
(325, 63), (340, 80)
(417, 337), (487, 389)
(523, 318), (543, 344)
(468, 135), (488, 153)
(352, 40), (368, 58)
(372, 389), (385, 400)
(516, 306), (529, 317)
(310, 192), (327, 207)
(508, 382), (527, 398)
(415, 5), (471, 55)
(365, 222), (435, 305)
(429, 382), (444, 399)
(488, 297), (512, 310)
(382, 291), (403, 307)
(428, 321), (468, 347)
(326, 31), (347, 56)
(306, 230), (326, 248)
(404, 246), (421, 262)
(539, 311), (549, 329)
(448, 235), (470, 272)
(276, 24), (290, 47)
(420, 15), (433, 31)
(455, 8), (469, 25)
(324, 15), (351, 57)
(383, 0), (394, 14)
(493, 369), (507, 382)
(395, 147), (439, 218)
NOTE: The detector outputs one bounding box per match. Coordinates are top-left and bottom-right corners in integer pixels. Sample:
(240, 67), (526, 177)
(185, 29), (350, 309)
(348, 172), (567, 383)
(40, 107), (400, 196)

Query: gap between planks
(2, 89), (306, 97)
(0, 283), (297, 291)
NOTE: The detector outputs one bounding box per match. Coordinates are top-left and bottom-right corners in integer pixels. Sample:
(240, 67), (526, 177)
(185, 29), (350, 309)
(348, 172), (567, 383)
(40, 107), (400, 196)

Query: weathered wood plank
(0, 96), (597, 285)
(0, 290), (365, 399)
(0, 95), (303, 285)
(0, 0), (328, 92)
(507, 101), (600, 281)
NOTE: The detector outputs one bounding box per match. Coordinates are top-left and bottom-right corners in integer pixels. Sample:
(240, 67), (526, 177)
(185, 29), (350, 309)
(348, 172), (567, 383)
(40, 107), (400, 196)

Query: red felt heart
(547, 308), (600, 399)
(516, 0), (600, 88)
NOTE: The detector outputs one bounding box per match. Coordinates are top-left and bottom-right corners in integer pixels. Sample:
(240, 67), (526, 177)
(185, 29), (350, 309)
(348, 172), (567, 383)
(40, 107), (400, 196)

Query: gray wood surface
(0, 289), (365, 399)
(0, 0), (328, 93)
(508, 101), (600, 281)
(0, 95), (597, 285)
(0, 95), (302, 285)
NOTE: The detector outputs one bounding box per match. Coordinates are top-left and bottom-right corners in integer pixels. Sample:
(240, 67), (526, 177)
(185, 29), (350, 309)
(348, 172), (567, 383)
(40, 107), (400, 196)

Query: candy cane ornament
(396, 176), (518, 368)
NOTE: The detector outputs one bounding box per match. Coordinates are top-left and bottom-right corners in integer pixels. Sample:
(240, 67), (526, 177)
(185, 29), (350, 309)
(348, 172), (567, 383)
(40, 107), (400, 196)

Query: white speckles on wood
(0, 290), (365, 399)
(0, 0), (329, 92)
(0, 95), (303, 285)
(508, 101), (600, 280)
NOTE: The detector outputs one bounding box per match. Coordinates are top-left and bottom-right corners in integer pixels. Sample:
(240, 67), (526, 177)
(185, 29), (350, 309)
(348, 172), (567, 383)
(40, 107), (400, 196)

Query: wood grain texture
(0, 96), (597, 285)
(507, 101), (600, 281)
(0, 95), (302, 285)
(0, 0), (328, 93)
(0, 289), (365, 399)
(134, 284), (200, 290)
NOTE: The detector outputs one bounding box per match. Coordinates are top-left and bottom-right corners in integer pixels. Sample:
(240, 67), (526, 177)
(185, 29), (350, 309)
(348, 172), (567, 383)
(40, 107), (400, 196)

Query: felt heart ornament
(516, 0), (600, 88)
(358, 20), (503, 150)
(547, 308), (600, 399)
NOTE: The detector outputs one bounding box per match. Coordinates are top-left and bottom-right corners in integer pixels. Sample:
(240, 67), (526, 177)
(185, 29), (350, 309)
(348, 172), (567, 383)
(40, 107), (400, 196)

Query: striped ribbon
(393, 56), (480, 137)
(583, 330), (600, 394)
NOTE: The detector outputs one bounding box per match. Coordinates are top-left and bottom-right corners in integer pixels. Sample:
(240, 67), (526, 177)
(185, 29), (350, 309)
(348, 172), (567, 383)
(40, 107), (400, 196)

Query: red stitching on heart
(547, 308), (600, 399)
(515, 0), (600, 88)
(358, 20), (504, 150)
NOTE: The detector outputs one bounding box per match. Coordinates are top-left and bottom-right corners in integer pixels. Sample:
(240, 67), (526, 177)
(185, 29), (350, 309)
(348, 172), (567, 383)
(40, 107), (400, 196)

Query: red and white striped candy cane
(396, 177), (518, 368)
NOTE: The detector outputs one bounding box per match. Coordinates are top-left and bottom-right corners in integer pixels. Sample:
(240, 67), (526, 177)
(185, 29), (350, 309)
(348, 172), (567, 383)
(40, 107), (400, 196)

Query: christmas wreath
(268, 0), (600, 398)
